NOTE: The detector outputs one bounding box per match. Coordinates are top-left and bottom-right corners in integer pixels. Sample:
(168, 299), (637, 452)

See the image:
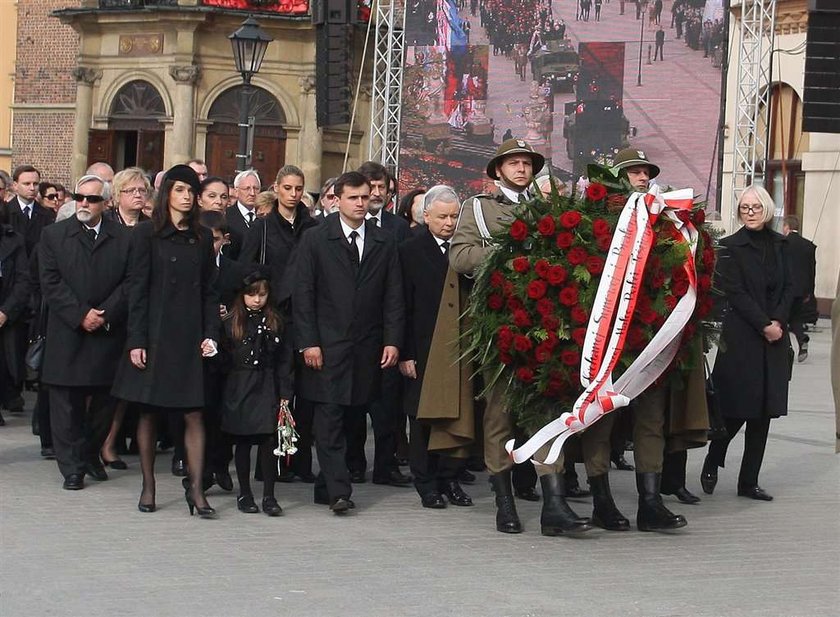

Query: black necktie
(22, 205), (31, 219)
(441, 240), (450, 255)
(349, 231), (360, 265)
(86, 227), (97, 244)
(246, 211), (255, 227)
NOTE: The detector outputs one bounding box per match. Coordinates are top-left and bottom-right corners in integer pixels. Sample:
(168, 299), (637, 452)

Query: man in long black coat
(0, 223), (31, 427)
(398, 186), (472, 509)
(293, 171), (405, 513)
(782, 215), (817, 361)
(225, 169), (261, 260)
(39, 175), (130, 490)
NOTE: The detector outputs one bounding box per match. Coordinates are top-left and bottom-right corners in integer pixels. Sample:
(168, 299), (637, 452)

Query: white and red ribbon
(506, 186), (698, 465)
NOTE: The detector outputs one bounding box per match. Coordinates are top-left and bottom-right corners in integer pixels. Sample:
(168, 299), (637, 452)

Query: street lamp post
(637, 0), (649, 87)
(229, 16), (273, 173)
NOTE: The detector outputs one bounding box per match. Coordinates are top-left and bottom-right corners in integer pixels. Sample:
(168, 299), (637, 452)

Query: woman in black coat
(0, 222), (31, 427)
(702, 185), (794, 501)
(112, 165), (221, 517)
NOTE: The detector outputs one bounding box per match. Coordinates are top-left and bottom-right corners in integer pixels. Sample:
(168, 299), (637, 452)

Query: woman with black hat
(112, 164), (221, 517)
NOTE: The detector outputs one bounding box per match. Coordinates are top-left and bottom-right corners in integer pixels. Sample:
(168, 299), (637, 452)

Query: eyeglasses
(738, 203), (764, 214)
(120, 187), (148, 196)
(239, 186), (260, 193)
(72, 193), (106, 204)
(44, 194), (59, 200)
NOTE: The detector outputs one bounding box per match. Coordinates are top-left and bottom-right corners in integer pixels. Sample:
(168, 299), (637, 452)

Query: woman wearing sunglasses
(38, 182), (61, 214)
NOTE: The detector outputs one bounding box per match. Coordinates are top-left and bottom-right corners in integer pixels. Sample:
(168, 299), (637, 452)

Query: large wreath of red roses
(464, 168), (716, 432)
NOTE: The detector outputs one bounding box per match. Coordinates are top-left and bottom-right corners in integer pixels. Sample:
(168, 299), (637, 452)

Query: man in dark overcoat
(39, 174), (130, 490)
(225, 169), (261, 260)
(342, 161), (412, 486)
(399, 185), (473, 509)
(293, 171), (405, 513)
(781, 215), (817, 362)
(0, 221), (31, 428)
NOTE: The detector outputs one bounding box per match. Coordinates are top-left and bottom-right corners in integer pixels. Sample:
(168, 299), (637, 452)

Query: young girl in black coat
(221, 273), (292, 516)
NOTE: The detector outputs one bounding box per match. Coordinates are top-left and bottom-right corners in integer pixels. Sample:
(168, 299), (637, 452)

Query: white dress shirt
(365, 211), (383, 227)
(340, 217), (365, 261)
(237, 202), (256, 226)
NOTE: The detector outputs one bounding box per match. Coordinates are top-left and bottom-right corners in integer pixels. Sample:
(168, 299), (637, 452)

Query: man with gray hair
(57, 162), (116, 222)
(39, 174), (131, 490)
(399, 185), (474, 509)
(225, 169), (261, 260)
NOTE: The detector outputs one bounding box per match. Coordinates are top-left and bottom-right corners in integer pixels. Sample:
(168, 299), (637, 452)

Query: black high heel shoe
(185, 488), (217, 519)
(138, 500), (156, 513)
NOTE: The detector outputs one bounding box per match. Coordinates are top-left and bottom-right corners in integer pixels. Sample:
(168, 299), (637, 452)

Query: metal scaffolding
(368, 0), (406, 175)
(730, 0), (777, 228)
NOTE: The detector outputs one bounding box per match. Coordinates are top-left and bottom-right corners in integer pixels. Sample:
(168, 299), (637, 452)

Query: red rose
(648, 255), (662, 271)
(558, 286), (579, 307)
(571, 327), (587, 347)
(664, 295), (678, 311)
(544, 331), (559, 349)
(526, 279), (547, 300)
(547, 265), (568, 286)
(636, 292), (652, 311)
(698, 274), (712, 293)
(497, 326), (514, 343)
(586, 182), (608, 202)
(536, 297), (555, 317)
(556, 231), (574, 249)
(693, 208), (706, 225)
(487, 294), (504, 310)
(512, 256), (530, 273)
(672, 278), (690, 297)
(672, 267), (688, 282)
(489, 270), (505, 288)
(650, 270), (666, 289)
(507, 296), (524, 311)
(497, 338), (511, 353)
(509, 219), (528, 241)
(571, 306), (588, 324)
(537, 215), (556, 237)
(567, 247), (588, 266)
(592, 218), (611, 237)
(513, 334), (533, 353)
(513, 309), (531, 328)
(638, 306), (658, 325)
(561, 349), (580, 366)
(627, 327), (646, 349)
(596, 234), (612, 252)
(703, 248), (715, 270)
(560, 210), (582, 229)
(534, 259), (551, 279)
(502, 280), (514, 296)
(534, 343), (552, 363)
(697, 296), (714, 318)
(500, 352), (513, 365)
(516, 367), (535, 383)
(542, 314), (559, 331)
(585, 255), (605, 275)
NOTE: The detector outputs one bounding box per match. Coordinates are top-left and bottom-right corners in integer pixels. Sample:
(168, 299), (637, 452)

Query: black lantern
(229, 16), (273, 82)
(228, 16), (273, 173)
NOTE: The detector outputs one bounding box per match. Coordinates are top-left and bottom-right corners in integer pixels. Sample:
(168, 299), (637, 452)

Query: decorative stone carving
(169, 65), (201, 84)
(299, 75), (316, 95)
(71, 67), (102, 85)
(118, 34), (164, 57)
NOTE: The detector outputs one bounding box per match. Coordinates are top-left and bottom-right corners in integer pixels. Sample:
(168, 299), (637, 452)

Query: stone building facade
(12, 0), (371, 194)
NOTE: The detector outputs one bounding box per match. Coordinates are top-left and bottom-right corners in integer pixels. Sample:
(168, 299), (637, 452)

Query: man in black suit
(6, 165), (57, 257)
(225, 169), (261, 260)
(293, 171), (405, 513)
(782, 215), (818, 362)
(399, 185), (473, 509)
(340, 162), (412, 486)
(38, 174), (131, 490)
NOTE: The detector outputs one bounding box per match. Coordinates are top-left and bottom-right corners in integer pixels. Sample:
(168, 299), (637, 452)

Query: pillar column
(168, 65), (200, 164)
(70, 67), (102, 182)
(297, 75), (322, 192)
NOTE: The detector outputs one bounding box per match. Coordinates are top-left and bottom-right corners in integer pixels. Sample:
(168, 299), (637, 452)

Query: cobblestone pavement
(1, 321), (838, 617)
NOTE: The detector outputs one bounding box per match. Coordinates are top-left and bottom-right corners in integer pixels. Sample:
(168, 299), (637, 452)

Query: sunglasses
(72, 193), (106, 204)
(44, 194), (59, 200)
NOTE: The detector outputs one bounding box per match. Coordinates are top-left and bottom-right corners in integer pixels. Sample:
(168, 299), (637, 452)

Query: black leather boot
(539, 473), (591, 536)
(636, 472), (687, 532)
(700, 454), (718, 495)
(489, 471), (522, 534)
(589, 473), (630, 531)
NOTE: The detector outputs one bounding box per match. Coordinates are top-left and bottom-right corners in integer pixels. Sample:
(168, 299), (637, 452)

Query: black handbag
(25, 298), (47, 374)
(705, 358), (728, 441)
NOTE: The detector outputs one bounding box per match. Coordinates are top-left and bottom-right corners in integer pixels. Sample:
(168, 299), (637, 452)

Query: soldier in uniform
(605, 147), (709, 531)
(449, 138), (593, 536)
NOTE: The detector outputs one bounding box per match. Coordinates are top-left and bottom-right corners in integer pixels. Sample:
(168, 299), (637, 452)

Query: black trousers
(314, 402), (356, 502)
(284, 397), (314, 476)
(49, 385), (114, 478)
(409, 417), (462, 496)
(0, 325), (24, 408)
(345, 367), (399, 478)
(707, 416), (772, 489)
(36, 385), (53, 449)
(661, 449), (688, 493)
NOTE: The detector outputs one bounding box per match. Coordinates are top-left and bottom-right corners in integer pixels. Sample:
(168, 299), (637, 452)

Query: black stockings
(234, 434), (277, 498)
